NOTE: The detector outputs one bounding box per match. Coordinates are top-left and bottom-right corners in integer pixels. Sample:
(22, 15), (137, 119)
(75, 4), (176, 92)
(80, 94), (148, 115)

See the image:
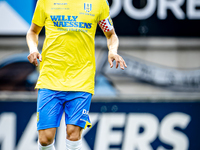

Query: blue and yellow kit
(32, 0), (113, 94)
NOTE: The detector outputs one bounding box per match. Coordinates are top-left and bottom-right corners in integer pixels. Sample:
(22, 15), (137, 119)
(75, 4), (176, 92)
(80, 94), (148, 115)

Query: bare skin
(38, 128), (56, 146)
(26, 23), (42, 67)
(26, 22), (127, 146)
(104, 28), (127, 70)
(66, 125), (83, 141)
(38, 125), (82, 146)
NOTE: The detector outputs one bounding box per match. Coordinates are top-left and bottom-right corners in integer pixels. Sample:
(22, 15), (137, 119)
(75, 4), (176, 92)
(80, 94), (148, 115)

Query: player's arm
(98, 0), (127, 70)
(26, 23), (43, 67)
(104, 29), (127, 70)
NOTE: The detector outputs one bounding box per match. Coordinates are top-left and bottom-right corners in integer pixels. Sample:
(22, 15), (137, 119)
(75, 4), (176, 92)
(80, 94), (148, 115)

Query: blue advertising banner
(0, 101), (199, 150)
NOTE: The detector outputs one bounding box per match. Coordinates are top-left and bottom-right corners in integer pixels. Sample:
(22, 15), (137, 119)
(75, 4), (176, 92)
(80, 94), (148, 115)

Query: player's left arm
(98, 0), (126, 70)
(104, 29), (127, 70)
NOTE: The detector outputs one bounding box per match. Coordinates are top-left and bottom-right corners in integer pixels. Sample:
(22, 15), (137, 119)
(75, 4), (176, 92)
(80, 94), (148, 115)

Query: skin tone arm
(26, 23), (43, 67)
(104, 28), (127, 70)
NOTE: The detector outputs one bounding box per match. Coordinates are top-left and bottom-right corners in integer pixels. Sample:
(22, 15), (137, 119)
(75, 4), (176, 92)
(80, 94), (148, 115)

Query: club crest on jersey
(84, 3), (92, 12)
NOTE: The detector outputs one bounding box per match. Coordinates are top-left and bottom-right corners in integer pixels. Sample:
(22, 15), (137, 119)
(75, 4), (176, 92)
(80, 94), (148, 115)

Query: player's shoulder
(36, 0), (45, 4)
(101, 0), (109, 4)
(36, 0), (44, 2)
(95, 0), (109, 5)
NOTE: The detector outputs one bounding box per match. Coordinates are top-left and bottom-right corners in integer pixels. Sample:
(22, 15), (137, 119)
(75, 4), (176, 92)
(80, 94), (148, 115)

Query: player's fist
(27, 52), (42, 67)
(108, 51), (127, 70)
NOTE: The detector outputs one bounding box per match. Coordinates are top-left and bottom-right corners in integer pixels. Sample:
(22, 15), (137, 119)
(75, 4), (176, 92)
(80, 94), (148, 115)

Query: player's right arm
(26, 23), (43, 67)
(27, 0), (46, 66)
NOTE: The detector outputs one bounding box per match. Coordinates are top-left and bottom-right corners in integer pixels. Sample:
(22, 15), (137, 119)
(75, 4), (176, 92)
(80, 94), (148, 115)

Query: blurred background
(0, 0), (200, 150)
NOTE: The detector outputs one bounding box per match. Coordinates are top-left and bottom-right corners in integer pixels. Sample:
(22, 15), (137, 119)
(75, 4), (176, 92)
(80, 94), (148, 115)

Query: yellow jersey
(32, 0), (112, 94)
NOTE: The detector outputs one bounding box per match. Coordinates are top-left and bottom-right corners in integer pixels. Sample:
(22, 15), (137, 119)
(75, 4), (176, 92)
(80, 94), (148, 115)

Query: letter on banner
(56, 115), (66, 150)
(158, 112), (191, 150)
(110, 0), (122, 18)
(82, 113), (99, 150)
(122, 113), (159, 150)
(0, 113), (16, 150)
(16, 113), (38, 150)
(123, 0), (156, 20)
(94, 113), (126, 150)
(56, 113), (99, 150)
(158, 0), (185, 19)
(187, 0), (200, 19)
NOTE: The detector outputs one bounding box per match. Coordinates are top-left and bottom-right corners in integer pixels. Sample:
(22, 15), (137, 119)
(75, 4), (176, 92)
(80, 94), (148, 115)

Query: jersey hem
(35, 85), (94, 95)
(32, 20), (44, 27)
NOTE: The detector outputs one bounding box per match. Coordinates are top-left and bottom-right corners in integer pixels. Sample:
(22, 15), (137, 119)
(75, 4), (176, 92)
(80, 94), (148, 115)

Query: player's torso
(35, 0), (108, 94)
(44, 0), (101, 34)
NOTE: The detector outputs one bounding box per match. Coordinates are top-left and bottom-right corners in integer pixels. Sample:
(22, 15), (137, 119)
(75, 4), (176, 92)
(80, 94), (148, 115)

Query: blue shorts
(37, 89), (92, 131)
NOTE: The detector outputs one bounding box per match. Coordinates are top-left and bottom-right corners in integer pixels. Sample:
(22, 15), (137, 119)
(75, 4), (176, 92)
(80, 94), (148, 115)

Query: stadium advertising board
(0, 0), (199, 36)
(106, 0), (200, 36)
(0, 101), (200, 150)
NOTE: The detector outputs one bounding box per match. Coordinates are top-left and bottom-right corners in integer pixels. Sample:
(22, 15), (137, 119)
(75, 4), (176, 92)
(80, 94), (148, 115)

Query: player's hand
(27, 52), (42, 67)
(108, 51), (127, 70)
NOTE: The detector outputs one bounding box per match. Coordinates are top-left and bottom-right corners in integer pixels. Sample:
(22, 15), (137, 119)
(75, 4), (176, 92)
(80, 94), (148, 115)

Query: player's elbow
(26, 29), (31, 37)
(105, 28), (116, 39)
